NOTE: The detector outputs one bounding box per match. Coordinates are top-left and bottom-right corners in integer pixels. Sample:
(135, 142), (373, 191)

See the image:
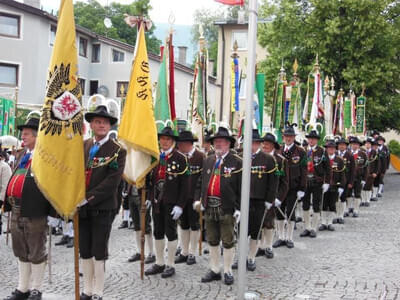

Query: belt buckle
(208, 196), (221, 208)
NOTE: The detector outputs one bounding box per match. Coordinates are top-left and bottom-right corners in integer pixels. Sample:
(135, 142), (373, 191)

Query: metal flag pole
(237, 0), (258, 299)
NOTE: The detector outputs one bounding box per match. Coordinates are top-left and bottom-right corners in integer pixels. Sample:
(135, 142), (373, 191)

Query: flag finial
(292, 58), (298, 75)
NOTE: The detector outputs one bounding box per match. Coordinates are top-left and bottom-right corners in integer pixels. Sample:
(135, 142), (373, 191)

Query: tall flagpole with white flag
(237, 0), (258, 299)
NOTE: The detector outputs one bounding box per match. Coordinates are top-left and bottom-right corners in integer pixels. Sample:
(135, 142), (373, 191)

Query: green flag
(255, 73), (265, 133)
(154, 51), (171, 132)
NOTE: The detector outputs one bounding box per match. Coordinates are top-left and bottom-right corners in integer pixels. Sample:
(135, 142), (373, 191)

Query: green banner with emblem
(356, 96), (366, 133)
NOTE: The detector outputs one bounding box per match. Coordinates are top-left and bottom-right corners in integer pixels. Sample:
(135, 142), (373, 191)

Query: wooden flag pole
(5, 212), (10, 245)
(73, 212), (80, 300)
(48, 225), (52, 284)
(199, 209), (203, 256)
(140, 188), (146, 280)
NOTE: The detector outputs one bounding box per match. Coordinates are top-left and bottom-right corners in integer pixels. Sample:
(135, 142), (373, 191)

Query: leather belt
(207, 196), (221, 208)
(9, 196), (21, 207)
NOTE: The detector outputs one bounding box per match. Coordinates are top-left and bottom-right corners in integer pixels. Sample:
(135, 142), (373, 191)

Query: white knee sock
(335, 202), (340, 218)
(327, 212), (334, 225)
(31, 262), (46, 291)
(82, 258), (94, 296)
(167, 240), (178, 267)
(378, 184), (384, 194)
(340, 202), (346, 217)
(180, 229), (190, 256)
(287, 221), (295, 241)
(154, 239), (165, 266)
(276, 220), (285, 240)
(223, 247), (234, 274)
(366, 190), (372, 203)
(67, 222), (74, 238)
(17, 261), (31, 293)
(248, 239), (258, 261)
(373, 187), (378, 198)
(354, 198), (361, 213)
(312, 213), (320, 230)
(303, 210), (311, 230)
(209, 245), (221, 273)
(135, 231), (141, 253)
(123, 209), (130, 221)
(145, 234), (154, 255)
(93, 260), (105, 297)
(189, 230), (200, 256)
(321, 211), (327, 225)
(347, 197), (354, 209)
(264, 228), (274, 249)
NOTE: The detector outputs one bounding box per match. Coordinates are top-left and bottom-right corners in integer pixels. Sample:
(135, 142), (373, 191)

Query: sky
(39, 0), (223, 25)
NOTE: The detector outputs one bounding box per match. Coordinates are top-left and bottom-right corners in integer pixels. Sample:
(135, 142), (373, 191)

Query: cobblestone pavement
(1, 169), (399, 300)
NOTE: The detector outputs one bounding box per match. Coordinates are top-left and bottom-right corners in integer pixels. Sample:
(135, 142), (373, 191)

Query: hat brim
(305, 135), (321, 139)
(85, 113), (118, 126)
(209, 136), (236, 144)
(178, 137), (198, 142)
(158, 133), (178, 140)
(283, 132), (296, 136)
(17, 124), (38, 131)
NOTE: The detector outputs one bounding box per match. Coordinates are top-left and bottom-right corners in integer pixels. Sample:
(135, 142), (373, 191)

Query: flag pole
(140, 187), (146, 280)
(237, 0), (258, 299)
(73, 212), (80, 300)
(48, 225), (52, 284)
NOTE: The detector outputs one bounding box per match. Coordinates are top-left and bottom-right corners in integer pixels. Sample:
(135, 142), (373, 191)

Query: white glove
(171, 205), (183, 220)
(322, 183), (330, 193)
(122, 191), (128, 198)
(361, 180), (366, 187)
(233, 210), (241, 224)
(47, 216), (59, 228)
(274, 198), (282, 207)
(297, 191), (305, 199)
(264, 202), (272, 210)
(78, 199), (88, 207)
(145, 200), (152, 209)
(193, 200), (205, 212)
(338, 188), (344, 197)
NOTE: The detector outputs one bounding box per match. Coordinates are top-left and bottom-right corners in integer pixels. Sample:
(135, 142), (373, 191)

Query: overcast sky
(39, 0), (223, 25)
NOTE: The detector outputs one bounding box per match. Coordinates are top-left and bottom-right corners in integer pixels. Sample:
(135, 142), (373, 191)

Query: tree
(74, 0), (161, 54)
(258, 0), (400, 132)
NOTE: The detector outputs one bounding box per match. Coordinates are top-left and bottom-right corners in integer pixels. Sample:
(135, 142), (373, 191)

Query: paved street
(0, 169), (399, 300)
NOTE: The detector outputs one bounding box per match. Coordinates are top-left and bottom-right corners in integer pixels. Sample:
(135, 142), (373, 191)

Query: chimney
(24, 0), (41, 9)
(178, 46), (187, 65)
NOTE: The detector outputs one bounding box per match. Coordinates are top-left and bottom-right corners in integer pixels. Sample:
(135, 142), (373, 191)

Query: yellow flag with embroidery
(118, 25), (159, 187)
(32, 0), (85, 219)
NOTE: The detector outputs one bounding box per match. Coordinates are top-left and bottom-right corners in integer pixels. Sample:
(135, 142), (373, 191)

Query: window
(0, 12), (20, 38)
(239, 76), (246, 99)
(79, 37), (88, 57)
(232, 31), (248, 50)
(89, 80), (98, 96)
(0, 63), (18, 87)
(79, 78), (86, 95)
(116, 81), (128, 97)
(92, 44), (100, 63)
(49, 25), (56, 45)
(112, 49), (124, 62)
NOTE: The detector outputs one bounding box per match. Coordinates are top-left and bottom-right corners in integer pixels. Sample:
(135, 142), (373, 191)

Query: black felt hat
(324, 139), (337, 148)
(178, 130), (198, 142)
(262, 132), (280, 150)
(349, 136), (362, 145)
(283, 122), (297, 136)
(305, 130), (321, 139)
(158, 126), (178, 140)
(17, 117), (39, 131)
(85, 105), (118, 125)
(209, 126), (236, 145)
(251, 129), (264, 142)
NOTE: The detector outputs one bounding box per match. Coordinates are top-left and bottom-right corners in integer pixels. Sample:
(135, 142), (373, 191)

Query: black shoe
(344, 212), (349, 217)
(265, 248), (274, 258)
(327, 224), (335, 231)
(128, 253), (141, 263)
(300, 229), (310, 237)
(246, 259), (256, 271)
(91, 295), (102, 300)
(223, 273), (234, 285)
(80, 293), (92, 300)
(175, 246), (182, 256)
(370, 197), (378, 202)
(161, 266), (175, 278)
(27, 289), (41, 300)
(145, 264), (165, 276)
(318, 224), (327, 231)
(272, 239), (286, 248)
(118, 220), (128, 229)
(295, 217), (303, 223)
(309, 230), (317, 238)
(353, 212), (359, 218)
(360, 202), (365, 207)
(203, 248), (209, 255)
(4, 289), (30, 300)
(364, 202), (370, 207)
(144, 254), (156, 264)
(378, 193), (382, 198)
(55, 235), (69, 246)
(349, 208), (354, 214)
(186, 255), (196, 265)
(128, 222), (134, 229)
(201, 270), (221, 283)
(338, 218), (344, 224)
(332, 218), (338, 224)
(66, 237), (74, 248)
(255, 248), (265, 257)
(232, 260), (238, 270)
(286, 240), (294, 248)
(175, 254), (188, 264)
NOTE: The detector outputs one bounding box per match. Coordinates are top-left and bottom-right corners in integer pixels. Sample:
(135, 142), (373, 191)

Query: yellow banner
(32, 0), (85, 219)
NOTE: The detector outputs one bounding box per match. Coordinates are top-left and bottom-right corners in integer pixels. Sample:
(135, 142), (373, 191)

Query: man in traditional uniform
(335, 137), (355, 224)
(145, 126), (189, 278)
(299, 130), (331, 238)
(362, 137), (380, 206)
(258, 132), (288, 258)
(275, 123), (306, 247)
(174, 130), (204, 265)
(0, 150), (12, 235)
(242, 129), (278, 270)
(79, 106), (126, 300)
(194, 126), (242, 285)
(375, 136), (390, 198)
(319, 140), (345, 231)
(346, 136), (368, 218)
(2, 118), (57, 300)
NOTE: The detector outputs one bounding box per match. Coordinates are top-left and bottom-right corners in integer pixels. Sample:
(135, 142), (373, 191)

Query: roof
(214, 18), (273, 25)
(0, 0), (218, 85)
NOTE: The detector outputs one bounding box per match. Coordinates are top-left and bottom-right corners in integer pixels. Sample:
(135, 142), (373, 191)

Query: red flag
(215, 0), (244, 5)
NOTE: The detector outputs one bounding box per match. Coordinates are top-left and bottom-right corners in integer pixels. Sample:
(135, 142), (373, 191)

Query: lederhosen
(364, 149), (380, 191)
(338, 150), (355, 202)
(126, 183), (152, 234)
(324, 155), (345, 212)
(349, 150), (368, 198)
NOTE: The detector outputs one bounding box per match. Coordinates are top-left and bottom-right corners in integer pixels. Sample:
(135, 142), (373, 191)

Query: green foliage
(74, 0), (161, 54)
(258, 0), (400, 132)
(388, 140), (400, 157)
